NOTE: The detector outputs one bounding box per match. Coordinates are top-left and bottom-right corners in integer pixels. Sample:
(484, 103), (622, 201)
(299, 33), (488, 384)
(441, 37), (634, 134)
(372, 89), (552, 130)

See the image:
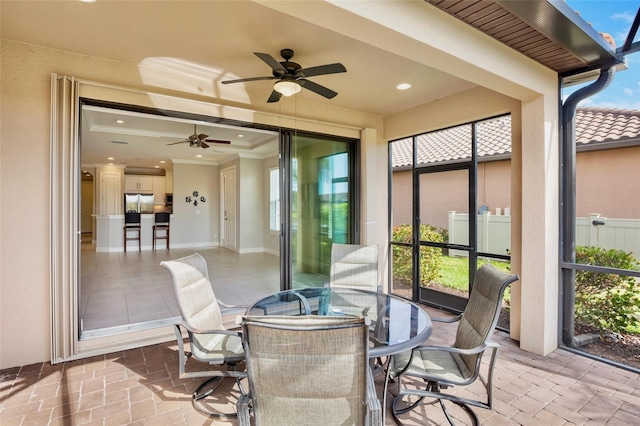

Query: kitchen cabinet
(165, 170), (173, 194)
(125, 175), (153, 193)
(152, 177), (166, 205)
(99, 172), (121, 215)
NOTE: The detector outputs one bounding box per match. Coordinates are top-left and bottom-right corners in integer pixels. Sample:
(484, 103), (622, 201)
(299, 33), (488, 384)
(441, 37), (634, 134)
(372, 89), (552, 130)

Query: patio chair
(329, 243), (380, 292)
(237, 315), (382, 426)
(386, 263), (519, 425)
(160, 252), (246, 419)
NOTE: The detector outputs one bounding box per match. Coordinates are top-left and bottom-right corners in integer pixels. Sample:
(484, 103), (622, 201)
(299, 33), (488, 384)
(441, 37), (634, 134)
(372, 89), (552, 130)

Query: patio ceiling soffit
(426, 0), (625, 85)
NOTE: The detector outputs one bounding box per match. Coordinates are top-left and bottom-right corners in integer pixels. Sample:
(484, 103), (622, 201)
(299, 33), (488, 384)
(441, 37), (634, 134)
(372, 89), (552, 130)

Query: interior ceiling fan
(221, 48), (347, 103)
(166, 124), (231, 149)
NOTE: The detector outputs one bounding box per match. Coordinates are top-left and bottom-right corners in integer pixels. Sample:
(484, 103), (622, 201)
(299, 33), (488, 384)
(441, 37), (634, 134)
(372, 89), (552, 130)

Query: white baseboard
(169, 242), (220, 249)
(238, 247), (264, 254)
(264, 248), (280, 256)
(96, 242), (221, 252)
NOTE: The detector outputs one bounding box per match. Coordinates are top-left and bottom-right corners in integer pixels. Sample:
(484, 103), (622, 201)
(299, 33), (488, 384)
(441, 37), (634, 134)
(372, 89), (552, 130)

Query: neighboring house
(391, 108), (640, 230)
(1, 1), (633, 369)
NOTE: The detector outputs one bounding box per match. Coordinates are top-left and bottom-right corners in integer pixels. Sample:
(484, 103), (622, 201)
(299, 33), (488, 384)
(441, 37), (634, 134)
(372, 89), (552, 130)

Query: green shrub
(575, 246), (640, 335)
(392, 224), (443, 286)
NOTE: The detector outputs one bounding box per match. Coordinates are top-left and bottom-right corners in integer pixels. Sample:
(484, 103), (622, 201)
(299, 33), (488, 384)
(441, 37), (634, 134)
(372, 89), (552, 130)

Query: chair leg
(392, 381), (480, 426)
(191, 363), (246, 419)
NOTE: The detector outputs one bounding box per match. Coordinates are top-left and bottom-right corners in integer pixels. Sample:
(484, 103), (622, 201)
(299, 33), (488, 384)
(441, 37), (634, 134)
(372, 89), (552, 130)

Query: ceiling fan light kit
(221, 48), (346, 103)
(273, 80), (302, 97)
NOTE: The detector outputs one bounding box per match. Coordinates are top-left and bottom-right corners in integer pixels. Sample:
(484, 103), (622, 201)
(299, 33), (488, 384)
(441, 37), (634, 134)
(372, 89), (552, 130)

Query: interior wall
(171, 162), (219, 247)
(238, 158), (265, 253)
(263, 155), (280, 255)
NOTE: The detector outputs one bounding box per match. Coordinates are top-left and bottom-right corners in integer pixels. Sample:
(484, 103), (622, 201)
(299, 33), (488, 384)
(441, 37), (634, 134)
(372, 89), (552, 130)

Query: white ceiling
(81, 105), (279, 170)
(2, 0), (477, 171)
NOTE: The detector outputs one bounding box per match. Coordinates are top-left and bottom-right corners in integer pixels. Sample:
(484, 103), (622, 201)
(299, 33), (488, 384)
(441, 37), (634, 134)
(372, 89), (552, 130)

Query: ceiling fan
(221, 48), (347, 103)
(166, 124), (231, 149)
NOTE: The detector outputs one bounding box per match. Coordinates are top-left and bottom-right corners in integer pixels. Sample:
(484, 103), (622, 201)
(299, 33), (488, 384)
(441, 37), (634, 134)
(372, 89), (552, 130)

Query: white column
(518, 96), (560, 355)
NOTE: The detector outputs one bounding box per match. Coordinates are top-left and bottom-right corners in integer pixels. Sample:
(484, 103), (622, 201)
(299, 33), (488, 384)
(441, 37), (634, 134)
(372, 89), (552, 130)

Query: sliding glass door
(282, 132), (359, 289)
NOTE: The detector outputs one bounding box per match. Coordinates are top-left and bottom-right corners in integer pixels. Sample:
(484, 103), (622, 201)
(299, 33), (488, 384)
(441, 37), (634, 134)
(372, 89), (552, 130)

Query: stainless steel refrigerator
(124, 194), (155, 213)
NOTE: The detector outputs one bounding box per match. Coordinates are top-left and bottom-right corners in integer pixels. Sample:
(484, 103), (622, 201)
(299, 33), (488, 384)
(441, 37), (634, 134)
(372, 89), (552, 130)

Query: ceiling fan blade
(298, 63), (347, 78)
(254, 52), (286, 75)
(204, 139), (231, 144)
(197, 134), (209, 140)
(201, 142), (210, 149)
(166, 140), (188, 146)
(221, 76), (277, 84)
(267, 90), (282, 103)
(299, 79), (338, 99)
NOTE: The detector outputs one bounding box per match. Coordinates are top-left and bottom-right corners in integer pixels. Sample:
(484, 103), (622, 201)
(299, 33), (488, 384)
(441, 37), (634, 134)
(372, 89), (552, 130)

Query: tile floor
(80, 240), (282, 337)
(2, 305), (639, 425)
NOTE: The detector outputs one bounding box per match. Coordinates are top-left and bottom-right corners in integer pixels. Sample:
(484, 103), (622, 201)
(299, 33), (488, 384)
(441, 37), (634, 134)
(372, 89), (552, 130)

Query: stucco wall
(576, 146), (640, 219)
(392, 160), (512, 229)
(393, 146), (640, 231)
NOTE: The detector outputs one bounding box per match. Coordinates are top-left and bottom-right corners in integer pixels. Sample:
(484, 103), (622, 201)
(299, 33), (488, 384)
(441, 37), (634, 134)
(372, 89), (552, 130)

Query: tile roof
(575, 107), (640, 145)
(392, 108), (640, 167)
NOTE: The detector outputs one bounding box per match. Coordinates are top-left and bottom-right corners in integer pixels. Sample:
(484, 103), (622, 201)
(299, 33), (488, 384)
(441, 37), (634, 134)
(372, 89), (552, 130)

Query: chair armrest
(413, 341), (499, 356)
(431, 313), (463, 323)
(175, 321), (242, 337)
(217, 299), (249, 310)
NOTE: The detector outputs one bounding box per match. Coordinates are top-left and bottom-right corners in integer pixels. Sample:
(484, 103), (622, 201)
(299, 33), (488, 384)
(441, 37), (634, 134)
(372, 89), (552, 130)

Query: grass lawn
(437, 256), (511, 290)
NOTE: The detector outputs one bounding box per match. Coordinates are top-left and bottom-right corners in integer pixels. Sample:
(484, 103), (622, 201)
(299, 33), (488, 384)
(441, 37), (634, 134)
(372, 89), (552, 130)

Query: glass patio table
(246, 287), (432, 358)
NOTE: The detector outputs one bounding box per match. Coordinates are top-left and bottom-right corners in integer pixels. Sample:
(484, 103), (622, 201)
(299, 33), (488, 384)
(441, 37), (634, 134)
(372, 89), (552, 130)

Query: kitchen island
(95, 213), (172, 252)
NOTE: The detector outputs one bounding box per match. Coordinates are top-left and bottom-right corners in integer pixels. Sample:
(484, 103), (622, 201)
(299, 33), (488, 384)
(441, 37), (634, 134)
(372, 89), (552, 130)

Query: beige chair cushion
(240, 315), (380, 425)
(161, 253), (243, 363)
(329, 243), (379, 291)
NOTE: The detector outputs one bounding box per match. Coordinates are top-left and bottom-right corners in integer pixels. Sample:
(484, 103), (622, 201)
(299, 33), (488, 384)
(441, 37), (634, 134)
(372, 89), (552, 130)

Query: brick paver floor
(2, 307), (639, 425)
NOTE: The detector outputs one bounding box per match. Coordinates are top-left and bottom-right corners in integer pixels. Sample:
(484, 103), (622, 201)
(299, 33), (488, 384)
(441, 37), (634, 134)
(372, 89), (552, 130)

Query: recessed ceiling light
(115, 119), (124, 124)
(108, 163), (114, 166)
(159, 160), (166, 164)
(154, 165), (160, 168)
(237, 134), (244, 138)
(196, 154), (203, 158)
(107, 157), (114, 160)
(396, 83), (412, 90)
(79, 0), (97, 3)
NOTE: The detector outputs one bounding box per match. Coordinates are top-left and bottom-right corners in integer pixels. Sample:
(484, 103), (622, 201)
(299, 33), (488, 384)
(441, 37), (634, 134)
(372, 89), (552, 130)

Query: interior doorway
(81, 177), (94, 235)
(221, 165), (237, 251)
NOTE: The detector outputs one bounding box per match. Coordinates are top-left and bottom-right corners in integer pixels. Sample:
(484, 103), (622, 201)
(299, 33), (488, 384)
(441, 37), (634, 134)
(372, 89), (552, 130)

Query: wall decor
(186, 191), (206, 207)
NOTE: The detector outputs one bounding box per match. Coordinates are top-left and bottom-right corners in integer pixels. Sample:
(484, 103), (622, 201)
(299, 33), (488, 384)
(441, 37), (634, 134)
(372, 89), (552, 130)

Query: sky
(564, 1), (640, 109)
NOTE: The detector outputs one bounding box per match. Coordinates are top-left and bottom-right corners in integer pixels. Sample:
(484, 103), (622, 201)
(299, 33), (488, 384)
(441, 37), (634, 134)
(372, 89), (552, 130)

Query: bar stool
(123, 212), (141, 252)
(153, 212), (170, 250)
